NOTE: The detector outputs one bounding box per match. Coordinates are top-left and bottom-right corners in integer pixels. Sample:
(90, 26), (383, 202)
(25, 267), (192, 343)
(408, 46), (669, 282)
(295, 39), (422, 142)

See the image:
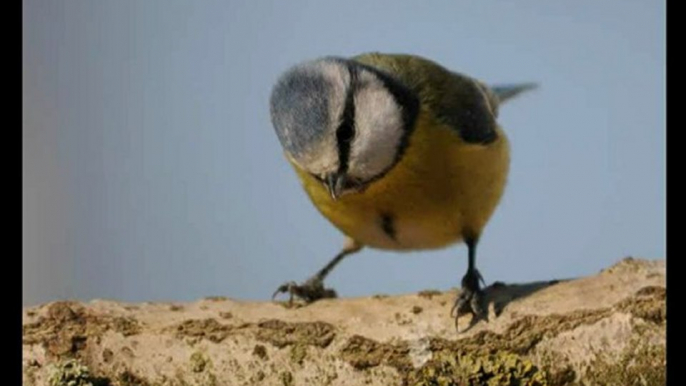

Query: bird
(269, 52), (535, 326)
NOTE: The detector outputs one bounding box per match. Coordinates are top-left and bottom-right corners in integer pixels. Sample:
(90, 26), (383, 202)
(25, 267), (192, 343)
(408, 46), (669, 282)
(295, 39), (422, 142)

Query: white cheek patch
(317, 62), (350, 127)
(348, 75), (404, 181)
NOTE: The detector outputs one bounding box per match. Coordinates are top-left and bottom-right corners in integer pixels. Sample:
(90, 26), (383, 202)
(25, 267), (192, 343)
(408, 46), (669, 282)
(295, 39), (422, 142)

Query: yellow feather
(291, 106), (510, 251)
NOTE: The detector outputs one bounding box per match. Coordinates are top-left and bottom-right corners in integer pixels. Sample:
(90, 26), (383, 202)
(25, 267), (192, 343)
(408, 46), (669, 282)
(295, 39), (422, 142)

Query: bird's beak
(325, 173), (346, 201)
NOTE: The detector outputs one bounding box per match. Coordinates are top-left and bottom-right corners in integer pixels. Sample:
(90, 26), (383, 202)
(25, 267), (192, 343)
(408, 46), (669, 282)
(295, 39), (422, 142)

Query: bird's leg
(273, 238), (363, 304)
(451, 236), (487, 329)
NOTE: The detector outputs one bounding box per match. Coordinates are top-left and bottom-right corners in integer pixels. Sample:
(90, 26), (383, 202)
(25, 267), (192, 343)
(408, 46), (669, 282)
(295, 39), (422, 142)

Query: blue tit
(269, 52), (535, 326)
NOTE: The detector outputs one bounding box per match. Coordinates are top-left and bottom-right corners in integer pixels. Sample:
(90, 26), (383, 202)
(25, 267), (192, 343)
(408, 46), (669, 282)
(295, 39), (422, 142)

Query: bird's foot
(451, 269), (487, 331)
(272, 277), (337, 305)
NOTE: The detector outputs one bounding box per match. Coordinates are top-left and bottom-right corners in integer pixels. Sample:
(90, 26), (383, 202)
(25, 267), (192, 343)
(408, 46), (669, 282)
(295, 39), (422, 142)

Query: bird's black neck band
(335, 65), (358, 174)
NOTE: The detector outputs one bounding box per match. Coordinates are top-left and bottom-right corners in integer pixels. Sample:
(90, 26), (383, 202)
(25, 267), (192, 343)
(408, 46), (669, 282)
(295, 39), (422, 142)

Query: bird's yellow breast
(293, 108), (510, 251)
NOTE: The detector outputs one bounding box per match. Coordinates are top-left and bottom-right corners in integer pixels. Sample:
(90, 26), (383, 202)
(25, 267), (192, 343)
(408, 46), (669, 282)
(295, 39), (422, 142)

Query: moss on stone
(583, 338), (665, 386)
(24, 302), (141, 359)
(256, 319), (335, 348)
(189, 352), (208, 373)
(408, 351), (547, 386)
(173, 318), (232, 343)
(47, 360), (109, 386)
(290, 343), (308, 365)
(280, 371), (294, 386)
(117, 370), (151, 386)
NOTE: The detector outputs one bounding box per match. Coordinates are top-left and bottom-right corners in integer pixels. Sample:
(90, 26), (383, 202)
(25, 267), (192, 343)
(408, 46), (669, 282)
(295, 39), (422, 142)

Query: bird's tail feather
(490, 83), (538, 104)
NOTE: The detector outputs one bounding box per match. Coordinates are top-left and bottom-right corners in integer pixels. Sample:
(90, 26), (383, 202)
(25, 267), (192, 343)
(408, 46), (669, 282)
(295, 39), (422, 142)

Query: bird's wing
(352, 53), (499, 145)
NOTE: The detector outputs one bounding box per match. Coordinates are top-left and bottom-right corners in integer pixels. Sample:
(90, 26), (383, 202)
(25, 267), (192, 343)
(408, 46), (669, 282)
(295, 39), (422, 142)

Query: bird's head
(270, 57), (419, 200)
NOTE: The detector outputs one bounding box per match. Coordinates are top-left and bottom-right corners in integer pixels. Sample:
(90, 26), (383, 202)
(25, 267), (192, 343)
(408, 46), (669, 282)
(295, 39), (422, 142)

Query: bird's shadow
(459, 278), (568, 332)
(488, 279), (568, 316)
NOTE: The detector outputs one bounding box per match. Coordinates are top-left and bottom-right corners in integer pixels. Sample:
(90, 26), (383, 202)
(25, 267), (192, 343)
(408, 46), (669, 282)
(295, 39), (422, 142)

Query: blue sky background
(23, 1), (665, 306)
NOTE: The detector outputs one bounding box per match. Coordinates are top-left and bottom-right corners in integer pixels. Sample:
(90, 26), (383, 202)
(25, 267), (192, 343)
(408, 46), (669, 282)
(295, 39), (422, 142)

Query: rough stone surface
(23, 257), (665, 386)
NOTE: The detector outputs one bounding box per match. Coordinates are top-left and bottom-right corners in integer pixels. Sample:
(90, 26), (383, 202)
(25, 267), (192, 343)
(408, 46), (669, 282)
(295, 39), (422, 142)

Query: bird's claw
(272, 281), (298, 303)
(271, 278), (337, 304)
(451, 288), (486, 331)
(452, 269), (488, 332)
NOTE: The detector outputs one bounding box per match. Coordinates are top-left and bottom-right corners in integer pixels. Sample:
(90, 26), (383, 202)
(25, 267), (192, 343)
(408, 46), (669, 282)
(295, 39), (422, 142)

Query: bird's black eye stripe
(335, 65), (358, 174)
(336, 119), (354, 143)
